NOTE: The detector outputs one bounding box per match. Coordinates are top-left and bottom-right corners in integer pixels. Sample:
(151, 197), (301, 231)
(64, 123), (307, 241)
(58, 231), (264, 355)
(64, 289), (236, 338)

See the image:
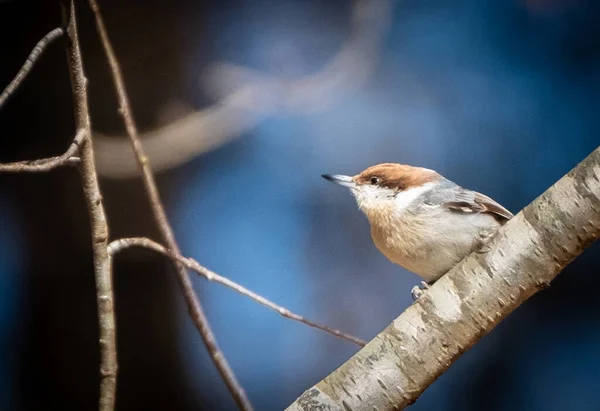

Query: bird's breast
(368, 208), (500, 282)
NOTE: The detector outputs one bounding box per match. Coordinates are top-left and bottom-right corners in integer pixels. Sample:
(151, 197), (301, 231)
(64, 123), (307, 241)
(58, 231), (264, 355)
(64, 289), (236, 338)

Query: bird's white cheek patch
(430, 284), (462, 323)
(393, 182), (436, 212)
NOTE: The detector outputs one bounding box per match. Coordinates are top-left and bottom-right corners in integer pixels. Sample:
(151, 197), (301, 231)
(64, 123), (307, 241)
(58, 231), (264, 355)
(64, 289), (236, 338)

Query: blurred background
(1, 0), (599, 410)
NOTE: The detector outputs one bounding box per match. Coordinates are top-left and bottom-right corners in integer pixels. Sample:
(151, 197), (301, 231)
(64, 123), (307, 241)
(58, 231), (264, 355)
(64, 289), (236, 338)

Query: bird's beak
(322, 174), (356, 189)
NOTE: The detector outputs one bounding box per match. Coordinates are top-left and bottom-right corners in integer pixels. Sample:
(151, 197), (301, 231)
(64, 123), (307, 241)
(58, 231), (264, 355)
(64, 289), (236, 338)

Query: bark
(286, 146), (600, 411)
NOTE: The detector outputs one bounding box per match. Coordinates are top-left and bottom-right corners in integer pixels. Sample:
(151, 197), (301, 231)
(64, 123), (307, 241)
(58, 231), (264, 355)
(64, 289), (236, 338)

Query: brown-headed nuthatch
(323, 163), (513, 299)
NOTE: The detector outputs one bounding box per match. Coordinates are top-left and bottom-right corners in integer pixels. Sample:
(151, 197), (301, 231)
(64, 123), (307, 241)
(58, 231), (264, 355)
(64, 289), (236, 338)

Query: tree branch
(87, 1), (252, 409)
(0, 129), (83, 172)
(0, 27), (64, 109)
(286, 146), (600, 411)
(61, 2), (117, 411)
(108, 237), (367, 347)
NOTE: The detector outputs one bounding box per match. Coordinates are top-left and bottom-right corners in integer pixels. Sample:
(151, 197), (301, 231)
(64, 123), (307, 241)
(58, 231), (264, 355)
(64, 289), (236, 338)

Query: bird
(322, 163), (513, 299)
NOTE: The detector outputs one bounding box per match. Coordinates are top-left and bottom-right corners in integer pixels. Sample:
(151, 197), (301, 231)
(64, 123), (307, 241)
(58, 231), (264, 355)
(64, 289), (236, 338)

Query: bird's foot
(411, 281), (430, 301)
(476, 230), (496, 254)
(476, 244), (492, 254)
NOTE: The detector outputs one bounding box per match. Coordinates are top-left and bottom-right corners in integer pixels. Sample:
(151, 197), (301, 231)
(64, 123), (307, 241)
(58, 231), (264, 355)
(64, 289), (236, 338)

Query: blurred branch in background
(108, 237), (367, 346)
(286, 146), (600, 411)
(93, 0), (393, 178)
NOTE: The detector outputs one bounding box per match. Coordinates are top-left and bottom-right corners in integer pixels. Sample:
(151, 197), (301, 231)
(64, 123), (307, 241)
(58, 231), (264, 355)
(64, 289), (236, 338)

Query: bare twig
(0, 129), (83, 172)
(0, 27), (64, 109)
(61, 2), (117, 411)
(87, 1), (252, 409)
(286, 147), (600, 411)
(108, 237), (368, 347)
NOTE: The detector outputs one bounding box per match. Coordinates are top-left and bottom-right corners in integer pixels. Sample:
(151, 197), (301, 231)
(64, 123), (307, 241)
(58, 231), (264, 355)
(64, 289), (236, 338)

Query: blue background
(0, 0), (599, 410)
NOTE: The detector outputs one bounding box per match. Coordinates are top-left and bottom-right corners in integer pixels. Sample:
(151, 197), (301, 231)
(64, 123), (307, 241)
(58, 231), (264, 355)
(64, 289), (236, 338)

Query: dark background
(0, 0), (599, 410)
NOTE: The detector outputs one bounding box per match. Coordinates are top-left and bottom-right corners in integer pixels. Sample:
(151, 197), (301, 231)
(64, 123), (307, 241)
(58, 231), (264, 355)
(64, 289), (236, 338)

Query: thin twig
(0, 129), (83, 172)
(61, 2), (117, 411)
(87, 1), (252, 409)
(108, 237), (368, 347)
(0, 27), (64, 109)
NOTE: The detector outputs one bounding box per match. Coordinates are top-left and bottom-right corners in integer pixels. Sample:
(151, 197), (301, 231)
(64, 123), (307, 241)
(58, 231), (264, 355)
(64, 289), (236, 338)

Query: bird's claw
(411, 281), (430, 301)
(476, 244), (492, 254)
(476, 230), (495, 254)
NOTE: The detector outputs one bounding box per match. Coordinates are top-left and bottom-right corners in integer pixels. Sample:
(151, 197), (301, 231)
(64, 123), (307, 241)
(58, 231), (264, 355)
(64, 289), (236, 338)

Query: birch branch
(61, 2), (117, 410)
(286, 146), (600, 411)
(0, 27), (64, 108)
(108, 237), (367, 347)
(87, 1), (251, 409)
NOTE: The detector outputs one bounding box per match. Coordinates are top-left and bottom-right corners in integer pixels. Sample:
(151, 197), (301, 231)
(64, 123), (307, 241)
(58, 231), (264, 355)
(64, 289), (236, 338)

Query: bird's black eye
(370, 177), (380, 185)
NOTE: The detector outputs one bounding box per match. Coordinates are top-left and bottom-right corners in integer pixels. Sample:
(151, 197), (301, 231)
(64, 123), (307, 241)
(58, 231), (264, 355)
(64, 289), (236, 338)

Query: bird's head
(322, 163), (441, 221)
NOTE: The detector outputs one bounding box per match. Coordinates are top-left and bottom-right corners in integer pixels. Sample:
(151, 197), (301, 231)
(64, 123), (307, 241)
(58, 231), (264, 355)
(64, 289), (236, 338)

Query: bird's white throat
(352, 182), (437, 221)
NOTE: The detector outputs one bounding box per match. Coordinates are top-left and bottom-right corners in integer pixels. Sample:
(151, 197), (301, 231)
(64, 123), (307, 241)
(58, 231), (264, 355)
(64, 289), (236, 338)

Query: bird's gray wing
(441, 188), (514, 221)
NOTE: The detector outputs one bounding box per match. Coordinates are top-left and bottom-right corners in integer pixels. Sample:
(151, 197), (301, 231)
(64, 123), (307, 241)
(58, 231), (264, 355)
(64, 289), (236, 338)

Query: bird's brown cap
(353, 163), (440, 191)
